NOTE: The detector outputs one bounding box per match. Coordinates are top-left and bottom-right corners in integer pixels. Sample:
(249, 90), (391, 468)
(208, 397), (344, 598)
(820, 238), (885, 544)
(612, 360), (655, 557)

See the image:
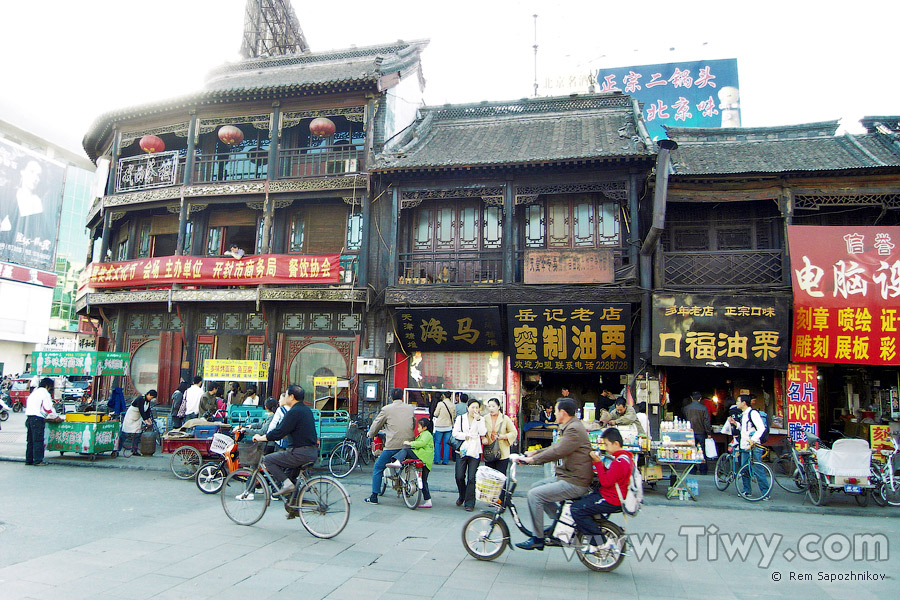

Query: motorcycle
(0, 395), (10, 421)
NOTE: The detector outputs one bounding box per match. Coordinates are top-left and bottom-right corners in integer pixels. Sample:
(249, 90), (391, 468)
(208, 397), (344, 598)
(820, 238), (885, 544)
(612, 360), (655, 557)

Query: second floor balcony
(660, 249), (785, 287)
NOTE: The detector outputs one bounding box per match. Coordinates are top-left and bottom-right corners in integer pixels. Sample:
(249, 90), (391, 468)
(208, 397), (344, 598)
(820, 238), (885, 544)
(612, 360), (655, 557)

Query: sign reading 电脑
(788, 226), (900, 366)
(85, 254), (340, 287)
(785, 363), (818, 451)
(397, 307), (503, 353)
(652, 293), (790, 370)
(508, 304), (631, 373)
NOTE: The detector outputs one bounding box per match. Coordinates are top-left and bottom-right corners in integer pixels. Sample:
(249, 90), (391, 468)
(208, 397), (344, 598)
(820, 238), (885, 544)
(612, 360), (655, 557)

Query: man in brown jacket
(365, 387), (415, 504)
(515, 398), (593, 550)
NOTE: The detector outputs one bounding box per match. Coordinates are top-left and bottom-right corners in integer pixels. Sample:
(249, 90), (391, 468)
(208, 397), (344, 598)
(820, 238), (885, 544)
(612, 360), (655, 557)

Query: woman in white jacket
(453, 398), (487, 511)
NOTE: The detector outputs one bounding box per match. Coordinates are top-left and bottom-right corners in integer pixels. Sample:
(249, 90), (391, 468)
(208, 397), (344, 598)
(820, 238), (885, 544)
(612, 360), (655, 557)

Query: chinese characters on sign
(203, 360), (269, 382)
(396, 308), (503, 353)
(115, 151), (179, 193)
(788, 226), (900, 366)
(85, 254), (340, 288)
(652, 294), (790, 370)
(523, 249), (613, 284)
(508, 304), (632, 373)
(870, 425), (893, 463)
(595, 58), (740, 140)
(34, 351), (130, 376)
(786, 363), (818, 451)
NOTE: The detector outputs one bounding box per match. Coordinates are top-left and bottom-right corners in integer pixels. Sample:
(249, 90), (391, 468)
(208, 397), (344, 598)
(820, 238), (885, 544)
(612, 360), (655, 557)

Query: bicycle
(771, 438), (809, 494)
(871, 435), (900, 507)
(461, 455), (627, 572)
(714, 441), (774, 501)
(195, 430), (247, 494)
(220, 441), (351, 538)
(380, 458), (424, 509)
(328, 419), (371, 478)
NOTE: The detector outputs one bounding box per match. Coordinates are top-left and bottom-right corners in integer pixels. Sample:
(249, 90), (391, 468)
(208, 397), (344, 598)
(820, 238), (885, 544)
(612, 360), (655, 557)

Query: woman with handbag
(431, 393), (455, 465)
(482, 397), (518, 475)
(452, 398), (487, 511)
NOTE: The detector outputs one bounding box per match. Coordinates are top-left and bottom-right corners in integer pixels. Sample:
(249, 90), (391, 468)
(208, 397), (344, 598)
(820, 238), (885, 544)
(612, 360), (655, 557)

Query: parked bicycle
(870, 434), (900, 507)
(461, 455), (627, 572)
(328, 418), (372, 478)
(220, 441), (350, 538)
(714, 441), (774, 501)
(380, 458), (424, 509)
(772, 438), (809, 494)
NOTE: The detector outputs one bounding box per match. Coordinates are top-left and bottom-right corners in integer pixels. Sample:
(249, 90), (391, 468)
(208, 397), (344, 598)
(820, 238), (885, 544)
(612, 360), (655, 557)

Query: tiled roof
(666, 122), (900, 175)
(373, 94), (655, 172)
(83, 41), (427, 161)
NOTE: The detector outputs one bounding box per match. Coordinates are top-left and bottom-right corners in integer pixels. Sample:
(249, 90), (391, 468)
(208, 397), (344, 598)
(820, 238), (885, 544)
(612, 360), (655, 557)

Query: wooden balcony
(660, 249), (785, 287)
(398, 252), (503, 285)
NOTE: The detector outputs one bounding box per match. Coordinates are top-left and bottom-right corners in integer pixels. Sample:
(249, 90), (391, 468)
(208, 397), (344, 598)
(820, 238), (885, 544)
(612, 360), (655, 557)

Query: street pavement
(1, 411), (898, 599)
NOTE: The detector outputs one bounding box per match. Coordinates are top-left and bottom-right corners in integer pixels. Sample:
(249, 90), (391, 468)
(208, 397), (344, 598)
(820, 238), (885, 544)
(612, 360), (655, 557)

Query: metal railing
(661, 249), (784, 287)
(398, 252), (503, 284)
(193, 149), (269, 183)
(277, 145), (363, 179)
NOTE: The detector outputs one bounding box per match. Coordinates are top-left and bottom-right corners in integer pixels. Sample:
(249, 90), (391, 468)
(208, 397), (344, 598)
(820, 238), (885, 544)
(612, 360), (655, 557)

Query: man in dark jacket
(683, 391), (713, 474)
(252, 385), (318, 495)
(199, 383), (220, 418)
(515, 398), (593, 551)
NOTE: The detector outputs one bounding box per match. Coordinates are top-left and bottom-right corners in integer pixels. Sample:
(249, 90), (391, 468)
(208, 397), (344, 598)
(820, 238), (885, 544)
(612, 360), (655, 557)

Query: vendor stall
(655, 420), (704, 501)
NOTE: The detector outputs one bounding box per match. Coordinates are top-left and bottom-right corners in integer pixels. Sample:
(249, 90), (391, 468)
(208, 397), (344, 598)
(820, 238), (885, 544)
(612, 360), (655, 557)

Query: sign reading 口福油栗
(508, 304), (631, 373)
(787, 226), (900, 366)
(651, 293), (790, 370)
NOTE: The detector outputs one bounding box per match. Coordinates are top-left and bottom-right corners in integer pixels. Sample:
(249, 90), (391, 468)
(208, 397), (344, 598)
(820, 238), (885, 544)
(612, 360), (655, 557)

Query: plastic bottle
(81, 427), (91, 453)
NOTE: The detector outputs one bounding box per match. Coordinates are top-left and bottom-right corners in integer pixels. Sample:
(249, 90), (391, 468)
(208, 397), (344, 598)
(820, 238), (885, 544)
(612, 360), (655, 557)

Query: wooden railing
(398, 252), (503, 284)
(661, 249), (784, 287)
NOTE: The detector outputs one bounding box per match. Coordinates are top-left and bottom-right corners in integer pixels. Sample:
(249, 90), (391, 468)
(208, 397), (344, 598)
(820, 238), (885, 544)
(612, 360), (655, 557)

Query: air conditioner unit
(356, 357), (384, 374)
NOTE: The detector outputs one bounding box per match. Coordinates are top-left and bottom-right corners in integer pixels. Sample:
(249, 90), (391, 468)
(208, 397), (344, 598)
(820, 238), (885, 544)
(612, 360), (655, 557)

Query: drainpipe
(640, 139), (678, 359)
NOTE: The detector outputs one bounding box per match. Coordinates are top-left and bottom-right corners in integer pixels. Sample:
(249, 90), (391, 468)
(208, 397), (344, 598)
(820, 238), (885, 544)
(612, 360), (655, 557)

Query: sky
(1, 0), (898, 156)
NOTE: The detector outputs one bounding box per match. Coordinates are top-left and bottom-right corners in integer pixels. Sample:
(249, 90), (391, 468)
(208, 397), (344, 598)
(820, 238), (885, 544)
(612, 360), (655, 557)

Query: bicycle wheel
(714, 453), (733, 491)
(854, 490), (869, 506)
(0, 410), (8, 422)
(736, 461), (773, 501)
(575, 520), (628, 572)
(358, 439), (371, 465)
(328, 441), (358, 478)
(221, 468), (269, 526)
(400, 464), (421, 509)
(805, 463), (826, 506)
(170, 446), (202, 479)
(773, 460), (807, 494)
(196, 462), (227, 494)
(461, 512), (509, 561)
(296, 476), (350, 539)
(883, 477), (900, 506)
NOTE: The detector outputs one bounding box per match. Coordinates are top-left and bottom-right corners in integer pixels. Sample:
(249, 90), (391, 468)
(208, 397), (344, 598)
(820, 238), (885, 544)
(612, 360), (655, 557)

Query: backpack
(613, 454), (643, 517)
(748, 409), (770, 443)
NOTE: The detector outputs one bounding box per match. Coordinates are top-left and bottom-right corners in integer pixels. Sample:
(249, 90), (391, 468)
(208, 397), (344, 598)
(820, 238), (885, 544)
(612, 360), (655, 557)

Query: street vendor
(122, 390), (156, 456)
(599, 398), (645, 435)
(25, 377), (61, 466)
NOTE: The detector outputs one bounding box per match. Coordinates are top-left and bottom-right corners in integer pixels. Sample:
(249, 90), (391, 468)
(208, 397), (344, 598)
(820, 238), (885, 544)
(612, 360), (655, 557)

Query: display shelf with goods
(655, 419), (703, 501)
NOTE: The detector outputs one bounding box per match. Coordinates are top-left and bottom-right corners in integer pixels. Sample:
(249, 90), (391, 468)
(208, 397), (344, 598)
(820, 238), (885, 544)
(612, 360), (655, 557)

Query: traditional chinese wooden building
(369, 94), (657, 425)
(76, 40), (428, 407)
(660, 120), (900, 440)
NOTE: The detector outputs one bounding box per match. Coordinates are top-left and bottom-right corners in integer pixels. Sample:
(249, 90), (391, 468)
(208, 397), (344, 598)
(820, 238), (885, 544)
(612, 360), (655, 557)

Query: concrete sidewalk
(2, 411), (896, 517)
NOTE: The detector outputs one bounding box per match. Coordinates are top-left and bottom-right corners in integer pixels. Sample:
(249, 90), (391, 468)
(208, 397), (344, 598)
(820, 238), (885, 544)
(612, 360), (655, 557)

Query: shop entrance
(662, 367), (777, 425)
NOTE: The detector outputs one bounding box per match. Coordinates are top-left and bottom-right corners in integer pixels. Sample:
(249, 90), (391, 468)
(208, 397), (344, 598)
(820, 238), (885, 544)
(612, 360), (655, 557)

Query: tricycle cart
(46, 415), (120, 461)
(313, 409), (351, 462)
(162, 425), (232, 479)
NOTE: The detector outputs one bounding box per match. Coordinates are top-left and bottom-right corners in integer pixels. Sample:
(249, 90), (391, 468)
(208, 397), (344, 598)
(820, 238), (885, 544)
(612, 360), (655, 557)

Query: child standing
(386, 417), (435, 508)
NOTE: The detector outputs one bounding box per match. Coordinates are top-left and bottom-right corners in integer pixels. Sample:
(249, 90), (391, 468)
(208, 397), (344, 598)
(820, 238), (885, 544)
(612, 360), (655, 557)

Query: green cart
(46, 420), (121, 460)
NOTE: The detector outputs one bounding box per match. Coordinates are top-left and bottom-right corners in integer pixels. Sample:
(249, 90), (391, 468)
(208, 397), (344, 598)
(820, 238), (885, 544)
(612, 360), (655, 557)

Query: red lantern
(309, 117), (336, 138)
(139, 135), (165, 154)
(218, 125), (244, 146)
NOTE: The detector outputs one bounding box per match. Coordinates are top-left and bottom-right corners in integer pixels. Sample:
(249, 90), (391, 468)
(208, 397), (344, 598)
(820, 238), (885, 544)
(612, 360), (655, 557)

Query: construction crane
(240, 0), (310, 59)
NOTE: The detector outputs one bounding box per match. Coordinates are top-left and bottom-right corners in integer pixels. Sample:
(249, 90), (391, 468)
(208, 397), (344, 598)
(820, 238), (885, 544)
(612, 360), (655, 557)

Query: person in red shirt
(702, 395), (718, 419)
(570, 427), (632, 552)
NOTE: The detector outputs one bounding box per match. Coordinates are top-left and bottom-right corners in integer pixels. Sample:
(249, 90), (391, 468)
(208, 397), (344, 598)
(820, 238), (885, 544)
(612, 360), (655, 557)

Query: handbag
(704, 437), (719, 459)
(482, 439), (501, 462)
(448, 416), (463, 451)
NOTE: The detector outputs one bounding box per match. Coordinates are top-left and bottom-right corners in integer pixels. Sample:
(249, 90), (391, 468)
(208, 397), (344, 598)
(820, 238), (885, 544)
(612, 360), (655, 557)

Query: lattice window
(717, 228), (751, 250)
(148, 314), (164, 331)
(339, 313), (361, 331)
(522, 193), (620, 249)
(168, 314), (183, 330)
(310, 313), (333, 330)
(128, 314), (145, 331)
(283, 313), (305, 330)
(248, 313), (264, 330)
(407, 200), (503, 253)
(203, 314), (219, 330)
(223, 313), (243, 330)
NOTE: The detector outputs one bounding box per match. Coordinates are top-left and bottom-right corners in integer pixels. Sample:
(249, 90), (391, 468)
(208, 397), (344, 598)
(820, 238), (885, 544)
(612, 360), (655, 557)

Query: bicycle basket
(238, 441), (265, 466)
(209, 433), (234, 456)
(475, 465), (507, 504)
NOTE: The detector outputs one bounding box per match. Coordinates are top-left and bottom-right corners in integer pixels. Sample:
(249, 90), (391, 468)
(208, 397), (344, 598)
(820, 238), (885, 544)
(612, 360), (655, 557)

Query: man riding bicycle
(515, 398), (593, 551)
(252, 385), (318, 496)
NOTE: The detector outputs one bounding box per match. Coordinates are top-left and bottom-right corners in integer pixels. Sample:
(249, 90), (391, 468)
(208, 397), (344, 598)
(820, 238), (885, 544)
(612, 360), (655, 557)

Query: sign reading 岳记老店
(508, 304), (632, 373)
(787, 225), (900, 366)
(33, 351), (130, 376)
(203, 360), (269, 382)
(396, 307), (503, 353)
(652, 293), (790, 370)
(523, 249), (614, 284)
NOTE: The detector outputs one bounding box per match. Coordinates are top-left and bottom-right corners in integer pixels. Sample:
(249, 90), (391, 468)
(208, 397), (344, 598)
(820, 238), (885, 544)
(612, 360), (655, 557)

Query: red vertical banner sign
(786, 363), (819, 451)
(505, 356), (521, 422)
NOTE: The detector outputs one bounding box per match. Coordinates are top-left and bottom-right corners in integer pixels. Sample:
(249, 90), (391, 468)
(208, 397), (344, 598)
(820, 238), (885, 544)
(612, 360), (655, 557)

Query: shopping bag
(704, 437), (718, 459)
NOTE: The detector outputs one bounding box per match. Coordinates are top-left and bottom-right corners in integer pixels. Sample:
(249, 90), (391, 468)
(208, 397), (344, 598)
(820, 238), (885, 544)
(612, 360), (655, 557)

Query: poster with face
(0, 138), (66, 271)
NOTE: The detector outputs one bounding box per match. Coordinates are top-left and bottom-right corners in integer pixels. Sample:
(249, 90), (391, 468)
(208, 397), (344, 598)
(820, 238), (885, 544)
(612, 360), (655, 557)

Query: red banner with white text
(788, 226), (900, 365)
(84, 254), (340, 288)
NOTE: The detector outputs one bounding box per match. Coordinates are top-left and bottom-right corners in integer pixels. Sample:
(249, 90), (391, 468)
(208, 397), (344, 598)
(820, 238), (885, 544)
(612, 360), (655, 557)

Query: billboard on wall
(787, 225), (900, 366)
(0, 137), (66, 271)
(596, 58), (740, 140)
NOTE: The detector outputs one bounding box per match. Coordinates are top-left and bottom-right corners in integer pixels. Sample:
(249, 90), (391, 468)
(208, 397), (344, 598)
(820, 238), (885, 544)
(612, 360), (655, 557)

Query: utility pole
(532, 14), (539, 97)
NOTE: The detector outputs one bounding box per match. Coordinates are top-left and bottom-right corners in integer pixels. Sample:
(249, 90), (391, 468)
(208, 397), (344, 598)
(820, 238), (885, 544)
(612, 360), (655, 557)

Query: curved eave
(374, 154), (655, 175)
(83, 78), (381, 162)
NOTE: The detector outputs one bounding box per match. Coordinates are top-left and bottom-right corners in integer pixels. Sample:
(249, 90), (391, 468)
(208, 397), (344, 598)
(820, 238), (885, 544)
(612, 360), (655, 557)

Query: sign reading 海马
(652, 293), (790, 370)
(508, 304), (631, 373)
(788, 225), (900, 366)
(397, 307), (503, 353)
